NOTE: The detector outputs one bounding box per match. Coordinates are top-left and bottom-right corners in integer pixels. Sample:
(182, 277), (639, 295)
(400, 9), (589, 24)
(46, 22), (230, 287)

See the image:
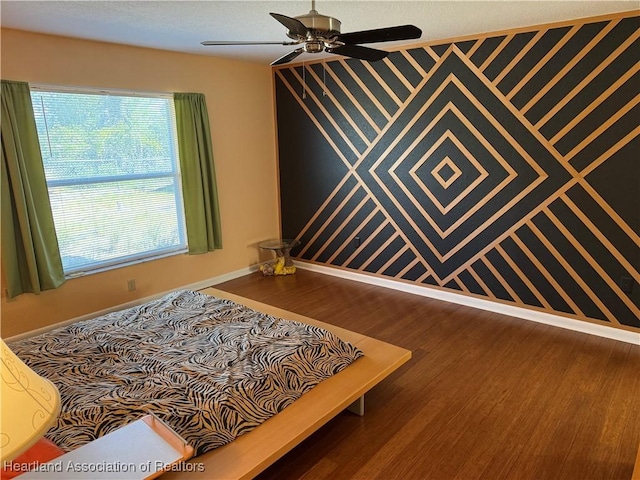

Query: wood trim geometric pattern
(275, 12), (640, 330)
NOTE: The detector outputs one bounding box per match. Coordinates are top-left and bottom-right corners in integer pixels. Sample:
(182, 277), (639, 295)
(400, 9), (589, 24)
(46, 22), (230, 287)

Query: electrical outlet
(619, 276), (633, 294)
(127, 279), (136, 292)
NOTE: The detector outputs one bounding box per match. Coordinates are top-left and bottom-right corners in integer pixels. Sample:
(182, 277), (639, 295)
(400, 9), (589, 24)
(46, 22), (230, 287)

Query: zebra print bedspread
(9, 290), (363, 455)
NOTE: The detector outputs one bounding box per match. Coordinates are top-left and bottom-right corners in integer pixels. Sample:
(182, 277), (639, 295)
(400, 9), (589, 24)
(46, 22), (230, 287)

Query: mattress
(9, 290), (363, 455)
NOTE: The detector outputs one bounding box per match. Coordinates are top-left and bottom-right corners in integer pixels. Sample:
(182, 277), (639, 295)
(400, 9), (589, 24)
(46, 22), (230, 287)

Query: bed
(9, 287), (411, 479)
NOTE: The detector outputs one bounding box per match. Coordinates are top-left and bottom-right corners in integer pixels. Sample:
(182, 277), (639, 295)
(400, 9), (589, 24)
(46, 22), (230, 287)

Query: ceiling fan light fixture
(303, 40), (325, 54)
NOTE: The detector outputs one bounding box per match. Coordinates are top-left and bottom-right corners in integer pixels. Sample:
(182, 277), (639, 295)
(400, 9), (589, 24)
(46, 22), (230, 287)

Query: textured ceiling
(1, 1), (638, 65)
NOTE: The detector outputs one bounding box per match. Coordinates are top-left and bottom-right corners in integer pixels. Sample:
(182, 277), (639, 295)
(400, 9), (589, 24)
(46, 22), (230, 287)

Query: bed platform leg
(347, 395), (365, 416)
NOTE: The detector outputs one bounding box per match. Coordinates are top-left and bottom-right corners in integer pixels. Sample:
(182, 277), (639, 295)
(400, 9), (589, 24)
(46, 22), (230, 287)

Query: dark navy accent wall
(275, 12), (640, 331)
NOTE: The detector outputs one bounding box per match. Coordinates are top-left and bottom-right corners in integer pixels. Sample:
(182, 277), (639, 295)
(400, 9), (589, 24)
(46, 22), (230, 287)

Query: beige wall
(0, 29), (280, 337)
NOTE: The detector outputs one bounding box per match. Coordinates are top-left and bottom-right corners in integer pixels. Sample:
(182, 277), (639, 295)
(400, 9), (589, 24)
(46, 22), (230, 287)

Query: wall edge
(4, 266), (256, 343)
(296, 261), (640, 346)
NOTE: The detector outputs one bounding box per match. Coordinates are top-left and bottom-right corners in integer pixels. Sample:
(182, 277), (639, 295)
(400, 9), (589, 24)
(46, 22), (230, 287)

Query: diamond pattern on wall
(429, 156), (462, 189)
(409, 133), (488, 214)
(275, 13), (640, 330)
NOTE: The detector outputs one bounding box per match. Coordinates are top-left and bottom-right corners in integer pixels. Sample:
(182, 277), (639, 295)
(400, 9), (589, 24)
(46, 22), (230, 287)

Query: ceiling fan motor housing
(292, 10), (341, 38)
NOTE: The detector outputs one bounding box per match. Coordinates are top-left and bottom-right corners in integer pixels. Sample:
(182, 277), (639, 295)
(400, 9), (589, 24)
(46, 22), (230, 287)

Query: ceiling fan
(201, 1), (422, 66)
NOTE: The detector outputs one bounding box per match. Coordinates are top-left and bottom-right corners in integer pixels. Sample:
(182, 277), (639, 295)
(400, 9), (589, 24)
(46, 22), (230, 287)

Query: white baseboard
(5, 267), (254, 343)
(296, 262), (640, 346)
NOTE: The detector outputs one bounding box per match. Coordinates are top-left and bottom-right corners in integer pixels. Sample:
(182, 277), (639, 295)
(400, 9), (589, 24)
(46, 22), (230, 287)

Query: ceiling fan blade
(271, 48), (305, 66)
(337, 25), (422, 45)
(201, 41), (299, 46)
(270, 13), (309, 37)
(329, 44), (389, 62)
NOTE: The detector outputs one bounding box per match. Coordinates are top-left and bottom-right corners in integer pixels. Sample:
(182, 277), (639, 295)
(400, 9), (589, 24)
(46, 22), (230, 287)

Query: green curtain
(174, 92), (223, 253)
(1, 80), (65, 297)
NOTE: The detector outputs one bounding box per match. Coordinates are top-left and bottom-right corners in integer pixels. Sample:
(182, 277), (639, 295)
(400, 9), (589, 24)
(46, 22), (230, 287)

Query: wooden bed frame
(161, 287), (411, 480)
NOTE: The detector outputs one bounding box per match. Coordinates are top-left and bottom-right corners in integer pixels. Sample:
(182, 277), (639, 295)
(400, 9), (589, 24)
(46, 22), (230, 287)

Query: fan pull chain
(323, 61), (327, 96)
(302, 62), (307, 99)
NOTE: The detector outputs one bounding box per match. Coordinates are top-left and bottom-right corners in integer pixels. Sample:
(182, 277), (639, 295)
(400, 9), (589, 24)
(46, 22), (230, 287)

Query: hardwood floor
(214, 269), (640, 480)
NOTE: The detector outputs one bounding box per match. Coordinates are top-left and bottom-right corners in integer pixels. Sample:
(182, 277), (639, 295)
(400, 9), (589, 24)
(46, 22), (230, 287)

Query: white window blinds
(30, 86), (187, 275)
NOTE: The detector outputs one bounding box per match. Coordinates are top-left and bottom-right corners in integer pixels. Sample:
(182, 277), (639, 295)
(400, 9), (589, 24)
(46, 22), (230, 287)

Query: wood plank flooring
(214, 269), (640, 480)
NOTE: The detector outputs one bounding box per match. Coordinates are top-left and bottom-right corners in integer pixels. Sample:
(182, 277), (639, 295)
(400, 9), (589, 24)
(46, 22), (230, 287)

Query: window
(30, 85), (187, 275)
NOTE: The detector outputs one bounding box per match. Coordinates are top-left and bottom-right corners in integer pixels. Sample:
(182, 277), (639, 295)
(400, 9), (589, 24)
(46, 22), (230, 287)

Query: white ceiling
(1, 1), (638, 65)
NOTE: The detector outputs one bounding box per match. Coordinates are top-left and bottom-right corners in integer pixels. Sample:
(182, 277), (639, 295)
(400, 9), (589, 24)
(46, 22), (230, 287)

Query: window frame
(30, 83), (188, 277)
